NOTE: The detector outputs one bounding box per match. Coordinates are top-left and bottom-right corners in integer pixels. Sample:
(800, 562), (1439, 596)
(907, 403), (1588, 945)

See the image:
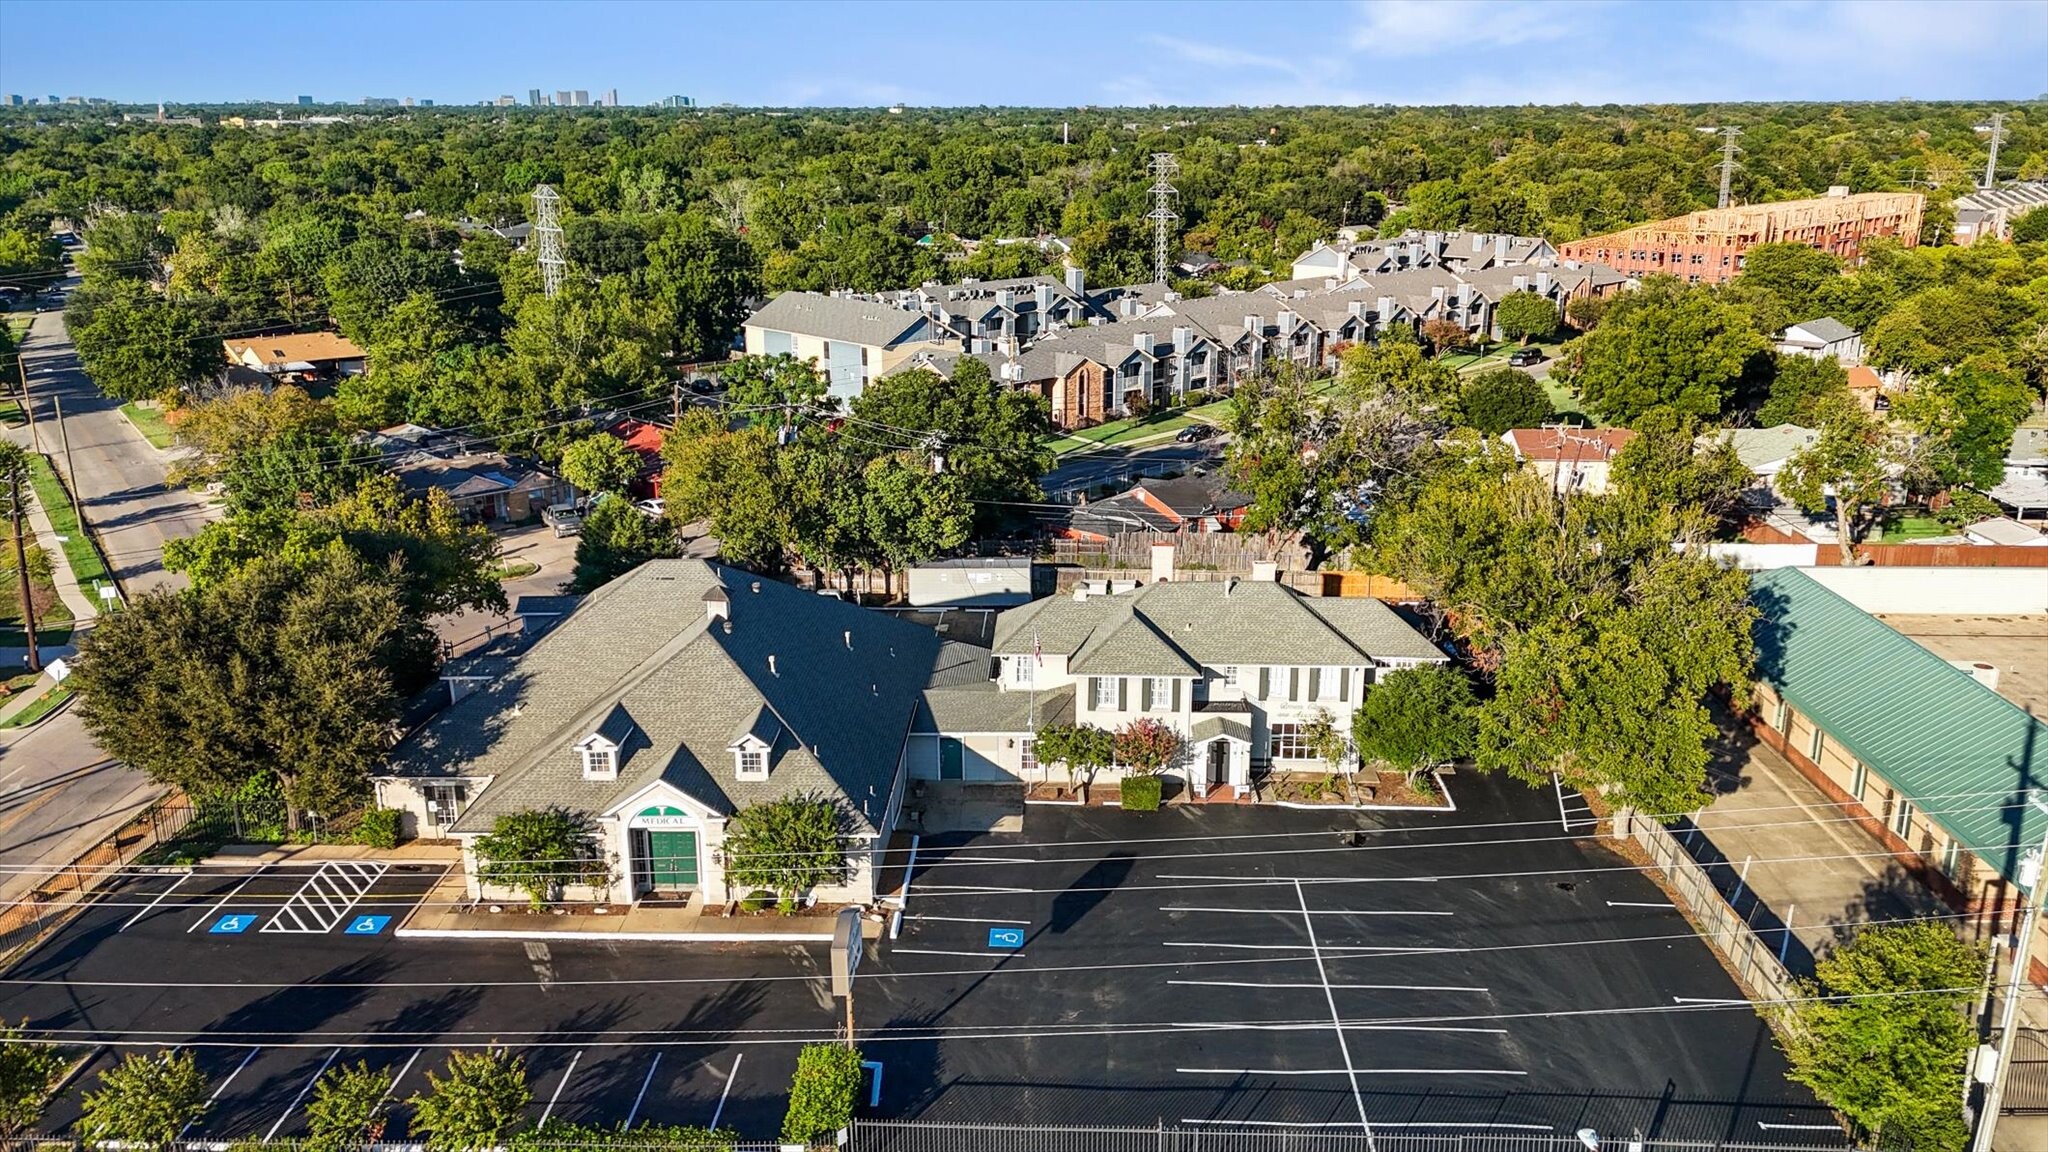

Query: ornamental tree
(1457, 367), (1552, 436)
(1352, 666), (1477, 780)
(1113, 717), (1183, 776)
(1033, 722), (1115, 788)
(408, 1049), (532, 1152)
(1494, 291), (1559, 343)
(304, 1061), (396, 1152)
(473, 806), (611, 908)
(0, 1023), (65, 1138)
(721, 792), (850, 913)
(79, 1050), (210, 1149)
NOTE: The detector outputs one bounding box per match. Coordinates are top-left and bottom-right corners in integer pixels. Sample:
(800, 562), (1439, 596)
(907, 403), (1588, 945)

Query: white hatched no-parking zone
(260, 860), (389, 933)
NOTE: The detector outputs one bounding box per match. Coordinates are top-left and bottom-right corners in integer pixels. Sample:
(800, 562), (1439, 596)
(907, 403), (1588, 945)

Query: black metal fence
(0, 1132), (1865, 1152)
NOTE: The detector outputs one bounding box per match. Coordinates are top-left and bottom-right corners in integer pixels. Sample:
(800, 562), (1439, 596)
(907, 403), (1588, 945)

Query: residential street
(0, 709), (162, 908)
(10, 282), (221, 595)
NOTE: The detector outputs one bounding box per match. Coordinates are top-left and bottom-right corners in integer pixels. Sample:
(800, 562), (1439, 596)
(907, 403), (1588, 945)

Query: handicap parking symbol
(209, 913), (258, 934)
(986, 927), (1024, 950)
(344, 915), (392, 936)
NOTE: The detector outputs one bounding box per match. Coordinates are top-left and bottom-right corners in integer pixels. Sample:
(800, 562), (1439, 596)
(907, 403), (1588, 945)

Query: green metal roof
(1750, 567), (2048, 886)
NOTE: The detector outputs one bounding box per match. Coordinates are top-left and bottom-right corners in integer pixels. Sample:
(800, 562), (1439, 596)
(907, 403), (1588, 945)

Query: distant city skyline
(1, 0), (2044, 107)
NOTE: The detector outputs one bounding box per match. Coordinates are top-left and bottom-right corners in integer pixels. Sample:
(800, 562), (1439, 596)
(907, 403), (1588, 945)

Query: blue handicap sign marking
(209, 913), (257, 934)
(987, 927), (1024, 950)
(344, 915), (392, 936)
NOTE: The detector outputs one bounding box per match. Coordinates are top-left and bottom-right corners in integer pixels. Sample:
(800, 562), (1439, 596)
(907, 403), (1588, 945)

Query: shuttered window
(1307, 668), (1321, 700)
(1288, 667), (1300, 702)
(1258, 667), (1270, 699)
(1338, 668), (1352, 703)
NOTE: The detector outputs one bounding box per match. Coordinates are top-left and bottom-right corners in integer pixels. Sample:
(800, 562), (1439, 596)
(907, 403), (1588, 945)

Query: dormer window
(575, 734), (619, 780)
(736, 746), (768, 780)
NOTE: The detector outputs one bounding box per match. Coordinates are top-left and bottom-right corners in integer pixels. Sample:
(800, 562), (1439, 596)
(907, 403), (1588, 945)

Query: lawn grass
(0, 400), (22, 427)
(25, 453), (114, 594)
(119, 402), (176, 449)
(493, 560), (541, 581)
(1880, 515), (1951, 543)
(0, 683), (72, 729)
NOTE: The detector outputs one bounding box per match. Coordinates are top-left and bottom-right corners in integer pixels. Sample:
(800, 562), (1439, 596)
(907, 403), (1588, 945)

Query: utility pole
(54, 396), (75, 490)
(1983, 112), (2007, 190)
(1716, 126), (1743, 210)
(1145, 152), (1179, 286)
(6, 461), (38, 674)
(15, 351), (35, 453)
(532, 184), (567, 299)
(1973, 793), (2048, 1152)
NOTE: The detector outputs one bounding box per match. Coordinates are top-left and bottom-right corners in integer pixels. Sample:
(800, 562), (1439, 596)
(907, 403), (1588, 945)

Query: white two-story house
(905, 560), (1447, 799)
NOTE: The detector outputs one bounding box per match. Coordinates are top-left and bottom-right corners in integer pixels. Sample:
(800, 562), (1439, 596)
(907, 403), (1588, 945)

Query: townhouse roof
(744, 291), (933, 348)
(384, 561), (945, 835)
(1783, 317), (1856, 345)
(2008, 426), (2048, 466)
(990, 579), (1444, 672)
(223, 331), (365, 369)
(1709, 425), (1818, 472)
(1954, 182), (2048, 217)
(1749, 566), (2048, 886)
(914, 683), (1075, 734)
(1502, 427), (1638, 463)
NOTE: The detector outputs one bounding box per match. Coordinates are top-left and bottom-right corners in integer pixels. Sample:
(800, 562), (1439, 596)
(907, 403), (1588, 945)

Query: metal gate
(2004, 1027), (2048, 1114)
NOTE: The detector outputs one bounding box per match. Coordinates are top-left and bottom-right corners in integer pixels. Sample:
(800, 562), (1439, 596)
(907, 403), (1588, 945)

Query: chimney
(1536, 271), (1553, 295)
(1471, 233), (1486, 253)
(1278, 309), (1296, 333)
(1244, 314), (1262, 333)
(1072, 584), (1090, 602)
(996, 289), (1014, 307)
(1135, 330), (1153, 352)
(1151, 542), (1176, 584)
(1251, 560), (1278, 582)
(1376, 295), (1396, 319)
(1347, 299), (1365, 319)
(703, 586), (730, 622)
(1035, 283), (1054, 311)
(1494, 234), (1509, 259)
(1512, 274), (1527, 292)
(1173, 326), (1191, 353)
(1065, 265), (1086, 295)
(1430, 285), (1446, 302)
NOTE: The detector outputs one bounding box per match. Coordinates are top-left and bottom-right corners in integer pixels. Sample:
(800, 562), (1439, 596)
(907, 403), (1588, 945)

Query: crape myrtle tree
(407, 1050), (532, 1152)
(78, 1050), (211, 1149)
(473, 806), (612, 908)
(721, 792), (851, 914)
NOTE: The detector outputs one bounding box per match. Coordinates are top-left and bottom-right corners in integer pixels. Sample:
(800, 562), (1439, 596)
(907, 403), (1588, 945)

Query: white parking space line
(1163, 906), (1454, 916)
(119, 873), (188, 932)
(1167, 980), (1487, 993)
(180, 1047), (260, 1139)
(1179, 1066), (1526, 1077)
(1294, 878), (1371, 1131)
(1183, 1119), (1552, 1130)
(264, 1048), (338, 1143)
(903, 915), (1032, 925)
(624, 1052), (662, 1129)
(190, 868), (268, 932)
(1759, 1122), (1846, 1132)
(537, 1049), (582, 1129)
(1674, 996), (1750, 1005)
(378, 1049), (423, 1110)
(1173, 1021), (1507, 1034)
(1162, 941), (1439, 952)
(709, 1052), (743, 1131)
(891, 947), (1025, 958)
(1158, 874), (1436, 884)
(1607, 901), (1669, 908)
(1553, 773), (1599, 833)
(912, 884), (1035, 894)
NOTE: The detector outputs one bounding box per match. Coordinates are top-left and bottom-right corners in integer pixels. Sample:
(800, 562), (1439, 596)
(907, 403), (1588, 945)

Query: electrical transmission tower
(532, 184), (567, 299)
(1145, 152), (1179, 286)
(1983, 112), (2006, 189)
(1715, 126), (1743, 209)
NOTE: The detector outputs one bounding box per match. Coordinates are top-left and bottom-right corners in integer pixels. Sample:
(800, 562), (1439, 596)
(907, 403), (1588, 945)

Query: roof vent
(844, 630), (853, 649)
(722, 619), (733, 634)
(751, 581), (762, 594)
(768, 654), (779, 676)
(1073, 585), (1090, 602)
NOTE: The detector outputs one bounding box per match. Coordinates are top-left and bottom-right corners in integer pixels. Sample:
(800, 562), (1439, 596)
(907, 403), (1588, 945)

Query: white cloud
(1348, 0), (1584, 54)
(1705, 0), (2046, 93)
(1145, 34), (1311, 80)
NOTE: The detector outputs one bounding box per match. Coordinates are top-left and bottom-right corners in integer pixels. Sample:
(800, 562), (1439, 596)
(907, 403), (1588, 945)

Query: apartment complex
(1558, 189), (1924, 284)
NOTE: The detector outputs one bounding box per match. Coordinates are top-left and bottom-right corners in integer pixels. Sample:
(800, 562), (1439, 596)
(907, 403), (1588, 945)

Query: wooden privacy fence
(1047, 531), (1308, 571)
(1853, 543), (2048, 567)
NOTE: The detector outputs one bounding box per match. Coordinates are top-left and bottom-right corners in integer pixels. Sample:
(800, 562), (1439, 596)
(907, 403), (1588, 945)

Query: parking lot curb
(393, 926), (836, 943)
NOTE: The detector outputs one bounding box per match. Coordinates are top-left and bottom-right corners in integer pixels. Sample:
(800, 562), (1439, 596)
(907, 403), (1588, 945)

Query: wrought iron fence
(845, 1123), (1862, 1152)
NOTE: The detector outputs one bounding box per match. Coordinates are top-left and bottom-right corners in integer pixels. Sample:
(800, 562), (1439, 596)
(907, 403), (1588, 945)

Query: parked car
(1507, 348), (1545, 367)
(634, 498), (666, 518)
(1175, 423), (1217, 443)
(541, 503), (583, 537)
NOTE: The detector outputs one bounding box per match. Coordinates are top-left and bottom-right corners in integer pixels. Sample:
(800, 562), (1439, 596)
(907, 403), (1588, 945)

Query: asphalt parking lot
(0, 774), (1842, 1143)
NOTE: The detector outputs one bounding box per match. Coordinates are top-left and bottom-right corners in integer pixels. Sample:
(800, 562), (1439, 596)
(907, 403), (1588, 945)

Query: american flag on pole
(1033, 631), (1042, 667)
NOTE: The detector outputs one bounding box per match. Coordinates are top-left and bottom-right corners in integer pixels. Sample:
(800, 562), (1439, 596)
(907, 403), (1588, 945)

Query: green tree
(1721, 242), (1845, 335)
(638, 212), (760, 362)
(719, 353), (828, 414)
(1756, 354), (1850, 428)
(68, 286), (220, 402)
(849, 358), (1052, 522)
(1494, 291), (1559, 343)
(2011, 206), (2048, 244)
(168, 384), (338, 485)
(0, 1023), (65, 1138)
(1784, 922), (1980, 1150)
(1778, 396), (1897, 565)
(473, 807), (611, 908)
(1456, 367), (1552, 436)
(661, 417), (792, 569)
(408, 1050), (532, 1152)
(71, 548), (432, 829)
(78, 1050), (210, 1149)
(857, 452), (973, 592)
(722, 792), (850, 913)
(571, 497), (681, 592)
(1557, 277), (1770, 424)
(218, 430), (381, 516)
(304, 1060), (396, 1151)
(1608, 408), (1755, 530)
(1889, 365), (2033, 490)
(1032, 722), (1116, 791)
(0, 443), (43, 672)
(1341, 339), (1459, 407)
(1112, 717), (1184, 776)
(781, 1044), (864, 1146)
(1352, 665), (1477, 779)
(559, 433), (642, 498)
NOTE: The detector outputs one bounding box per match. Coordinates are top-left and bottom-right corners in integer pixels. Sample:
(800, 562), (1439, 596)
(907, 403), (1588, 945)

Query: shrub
(722, 793), (849, 914)
(354, 807), (402, 849)
(781, 1044), (863, 1146)
(408, 1049), (531, 1151)
(510, 1120), (737, 1149)
(1120, 775), (1163, 811)
(474, 807), (610, 908)
(739, 890), (775, 913)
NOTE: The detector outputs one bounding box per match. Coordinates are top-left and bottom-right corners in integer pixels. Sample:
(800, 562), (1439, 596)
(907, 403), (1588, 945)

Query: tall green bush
(781, 1044), (863, 1146)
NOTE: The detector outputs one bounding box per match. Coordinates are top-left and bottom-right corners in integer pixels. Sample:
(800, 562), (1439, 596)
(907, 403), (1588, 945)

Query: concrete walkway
(393, 868), (866, 942)
(9, 483), (100, 623)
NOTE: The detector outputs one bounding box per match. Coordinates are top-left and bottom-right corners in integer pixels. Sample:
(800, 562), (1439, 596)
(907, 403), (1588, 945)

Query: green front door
(644, 830), (698, 887)
(939, 737), (965, 780)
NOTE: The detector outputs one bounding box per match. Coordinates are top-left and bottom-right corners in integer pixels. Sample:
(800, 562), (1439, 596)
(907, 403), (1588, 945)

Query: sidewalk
(394, 868), (871, 943)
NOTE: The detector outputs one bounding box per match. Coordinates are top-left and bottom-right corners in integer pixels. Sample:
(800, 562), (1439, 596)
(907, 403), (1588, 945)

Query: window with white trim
(1773, 699), (1790, 731)
(735, 746), (768, 780)
(1147, 677), (1172, 711)
(1219, 665), (1239, 687)
(580, 744), (617, 780)
(1020, 738), (1037, 775)
(1807, 726), (1825, 762)
(1941, 838), (1963, 877)
(1891, 798), (1915, 839)
(1009, 657), (1035, 687)
(1850, 761), (1867, 802)
(1268, 723), (1311, 760)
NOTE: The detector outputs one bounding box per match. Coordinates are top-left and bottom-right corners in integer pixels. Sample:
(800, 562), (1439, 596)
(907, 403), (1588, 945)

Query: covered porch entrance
(1189, 714), (1254, 800)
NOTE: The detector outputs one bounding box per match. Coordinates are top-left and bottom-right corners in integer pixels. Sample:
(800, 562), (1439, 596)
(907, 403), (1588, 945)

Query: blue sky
(3, 0), (2044, 107)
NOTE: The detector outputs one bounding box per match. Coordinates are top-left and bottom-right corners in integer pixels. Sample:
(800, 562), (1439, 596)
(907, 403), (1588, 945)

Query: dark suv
(1507, 348), (1544, 367)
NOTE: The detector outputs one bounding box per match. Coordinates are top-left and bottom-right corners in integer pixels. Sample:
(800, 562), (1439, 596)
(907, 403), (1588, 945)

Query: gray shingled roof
(385, 560), (943, 834)
(914, 684), (1075, 733)
(745, 291), (931, 348)
(992, 580), (1443, 670)
(1786, 317), (1856, 344)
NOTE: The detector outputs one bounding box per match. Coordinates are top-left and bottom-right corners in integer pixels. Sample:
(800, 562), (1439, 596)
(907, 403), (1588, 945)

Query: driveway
(10, 281), (221, 595)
